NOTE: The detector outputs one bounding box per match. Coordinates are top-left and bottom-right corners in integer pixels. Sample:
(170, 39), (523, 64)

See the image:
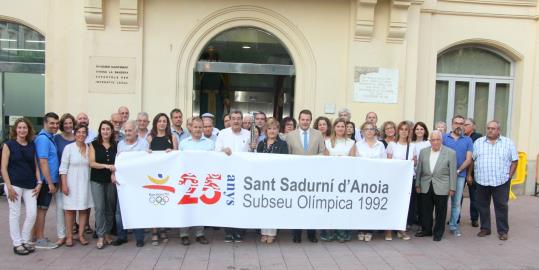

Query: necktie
(303, 131), (308, 152)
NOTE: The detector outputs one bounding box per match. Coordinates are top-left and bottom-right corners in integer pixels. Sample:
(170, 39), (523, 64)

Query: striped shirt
(473, 136), (518, 187)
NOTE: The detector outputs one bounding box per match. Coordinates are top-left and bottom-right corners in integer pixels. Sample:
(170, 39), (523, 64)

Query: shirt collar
(187, 136), (207, 141)
(39, 129), (54, 137)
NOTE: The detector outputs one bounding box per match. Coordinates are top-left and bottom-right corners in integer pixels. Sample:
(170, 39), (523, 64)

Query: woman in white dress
(322, 118), (356, 243)
(355, 122), (387, 242)
(60, 125), (93, 246)
(386, 121), (416, 241)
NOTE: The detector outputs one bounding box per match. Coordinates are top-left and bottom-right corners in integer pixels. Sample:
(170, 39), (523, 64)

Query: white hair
(338, 108), (351, 116)
(430, 130), (443, 140)
(137, 112), (149, 119)
(124, 120), (138, 131)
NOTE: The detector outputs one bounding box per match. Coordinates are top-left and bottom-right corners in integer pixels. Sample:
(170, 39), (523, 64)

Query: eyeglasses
(363, 128), (376, 132)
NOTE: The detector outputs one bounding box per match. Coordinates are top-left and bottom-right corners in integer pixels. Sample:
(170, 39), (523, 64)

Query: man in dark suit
(415, 130), (457, 241)
(285, 109), (326, 243)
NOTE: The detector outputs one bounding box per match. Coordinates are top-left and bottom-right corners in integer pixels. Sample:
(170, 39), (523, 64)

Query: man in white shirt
(214, 110), (253, 242)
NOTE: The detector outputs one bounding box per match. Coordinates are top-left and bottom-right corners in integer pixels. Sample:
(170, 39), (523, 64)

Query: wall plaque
(353, 67), (399, 104)
(89, 56), (136, 93)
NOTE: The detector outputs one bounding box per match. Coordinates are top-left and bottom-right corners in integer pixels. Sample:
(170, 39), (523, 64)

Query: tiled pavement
(1, 195), (539, 270)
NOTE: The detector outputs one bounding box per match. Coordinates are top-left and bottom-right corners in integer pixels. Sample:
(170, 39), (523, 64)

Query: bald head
(76, 112), (89, 127)
(118, 106), (130, 123)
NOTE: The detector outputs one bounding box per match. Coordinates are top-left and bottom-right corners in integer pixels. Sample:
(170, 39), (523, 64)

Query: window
(434, 46), (513, 136)
(0, 21), (45, 138)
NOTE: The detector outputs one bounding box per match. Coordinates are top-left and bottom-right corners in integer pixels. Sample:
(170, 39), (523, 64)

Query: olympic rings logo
(148, 193), (170, 205)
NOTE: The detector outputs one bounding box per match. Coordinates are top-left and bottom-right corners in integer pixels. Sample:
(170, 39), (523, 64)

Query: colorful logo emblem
(143, 173), (173, 206)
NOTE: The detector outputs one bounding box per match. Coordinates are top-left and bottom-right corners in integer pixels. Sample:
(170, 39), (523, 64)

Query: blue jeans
(449, 176), (465, 231)
(116, 201), (145, 241)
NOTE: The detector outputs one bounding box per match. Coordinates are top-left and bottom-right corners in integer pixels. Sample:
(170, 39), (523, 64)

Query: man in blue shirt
(443, 115), (473, 237)
(178, 117), (212, 245)
(33, 112), (61, 249)
(170, 108), (190, 144)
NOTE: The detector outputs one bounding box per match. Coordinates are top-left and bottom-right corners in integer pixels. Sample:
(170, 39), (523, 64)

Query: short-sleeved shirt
(118, 138), (149, 153)
(35, 129), (60, 183)
(443, 133), (473, 177)
(85, 128), (98, 144)
(171, 127), (190, 144)
(180, 136), (215, 151)
(54, 134), (75, 161)
(387, 141), (415, 161)
(473, 136), (518, 187)
(215, 127), (251, 153)
(356, 140), (387, 159)
(413, 140), (431, 158)
(90, 140), (117, 183)
(5, 140), (38, 189)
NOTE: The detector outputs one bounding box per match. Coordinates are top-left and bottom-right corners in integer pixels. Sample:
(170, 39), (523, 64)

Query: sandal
(55, 238), (66, 247)
(96, 238), (105, 249)
(65, 238), (74, 247)
(151, 234), (159, 246)
(267, 236), (275, 244)
(260, 235), (267, 243)
(13, 245), (30, 255)
(79, 235), (89, 246)
(22, 243), (35, 253)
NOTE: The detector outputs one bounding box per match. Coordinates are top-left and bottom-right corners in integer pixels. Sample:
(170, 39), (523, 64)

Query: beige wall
(1, 0), (539, 193)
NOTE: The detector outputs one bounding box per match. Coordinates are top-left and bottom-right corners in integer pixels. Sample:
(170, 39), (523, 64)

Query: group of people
(1, 106), (518, 255)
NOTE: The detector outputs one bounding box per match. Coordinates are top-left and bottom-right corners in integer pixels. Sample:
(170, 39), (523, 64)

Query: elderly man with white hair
(242, 114), (254, 130)
(415, 130), (457, 241)
(113, 120), (148, 248)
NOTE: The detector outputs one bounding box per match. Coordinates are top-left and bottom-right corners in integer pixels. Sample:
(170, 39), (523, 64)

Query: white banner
(115, 151), (414, 230)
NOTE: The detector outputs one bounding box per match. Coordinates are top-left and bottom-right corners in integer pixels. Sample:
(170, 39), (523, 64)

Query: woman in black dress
(89, 120), (117, 249)
(146, 113), (178, 245)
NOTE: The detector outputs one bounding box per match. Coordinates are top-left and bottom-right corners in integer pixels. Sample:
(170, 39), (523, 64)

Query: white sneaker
(357, 233), (365, 241)
(364, 233), (373, 242)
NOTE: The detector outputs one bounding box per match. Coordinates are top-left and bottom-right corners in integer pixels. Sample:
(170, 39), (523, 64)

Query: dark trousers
(408, 178), (421, 226)
(458, 182), (479, 223)
(293, 229), (316, 239)
(420, 184), (448, 239)
(476, 180), (510, 234)
(224, 228), (245, 237)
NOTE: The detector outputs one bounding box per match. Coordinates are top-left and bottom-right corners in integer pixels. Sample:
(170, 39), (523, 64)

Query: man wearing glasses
(442, 115), (473, 237)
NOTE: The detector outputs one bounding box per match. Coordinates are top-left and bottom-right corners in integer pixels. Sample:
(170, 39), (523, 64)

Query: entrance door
(193, 27), (295, 129)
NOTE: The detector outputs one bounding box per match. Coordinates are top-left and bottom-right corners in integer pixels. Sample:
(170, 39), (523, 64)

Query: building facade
(1, 0), (538, 193)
